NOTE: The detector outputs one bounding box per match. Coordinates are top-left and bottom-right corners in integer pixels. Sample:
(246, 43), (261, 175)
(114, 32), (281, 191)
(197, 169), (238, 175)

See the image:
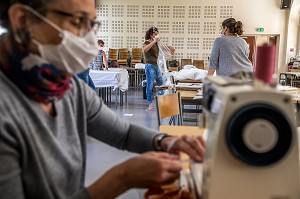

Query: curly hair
(97, 39), (104, 45)
(222, 18), (244, 36)
(0, 0), (54, 30)
(144, 27), (158, 40)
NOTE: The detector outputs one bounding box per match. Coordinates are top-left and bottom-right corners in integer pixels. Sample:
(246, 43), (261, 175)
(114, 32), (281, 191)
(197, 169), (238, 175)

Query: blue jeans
(145, 64), (164, 103)
(77, 69), (96, 90)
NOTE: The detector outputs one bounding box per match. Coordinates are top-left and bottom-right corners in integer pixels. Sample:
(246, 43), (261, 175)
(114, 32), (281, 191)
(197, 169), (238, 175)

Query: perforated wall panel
(174, 52), (184, 60)
(203, 22), (217, 34)
(142, 5), (155, 18)
(127, 5), (139, 17)
(187, 53), (200, 60)
(202, 53), (211, 66)
(112, 5), (124, 17)
(96, 2), (235, 65)
(126, 21), (139, 33)
(172, 37), (185, 50)
(188, 22), (201, 34)
(173, 6), (186, 18)
(99, 20), (108, 33)
(220, 6), (233, 19)
(203, 38), (215, 50)
(158, 6), (170, 18)
(112, 21), (124, 33)
(187, 38), (200, 50)
(97, 5), (108, 17)
(204, 6), (217, 18)
(126, 36), (139, 49)
(111, 36), (123, 48)
(172, 22), (185, 34)
(188, 6), (201, 18)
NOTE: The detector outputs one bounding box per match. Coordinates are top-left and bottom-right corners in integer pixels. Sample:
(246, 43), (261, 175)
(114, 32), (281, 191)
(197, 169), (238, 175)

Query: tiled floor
(85, 88), (199, 198)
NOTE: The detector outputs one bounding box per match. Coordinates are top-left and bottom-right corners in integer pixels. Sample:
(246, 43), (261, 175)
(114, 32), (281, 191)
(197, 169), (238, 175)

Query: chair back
(193, 59), (205, 69)
(118, 48), (129, 67)
(108, 48), (118, 60)
(155, 92), (183, 126)
(131, 48), (143, 67)
(181, 58), (192, 68)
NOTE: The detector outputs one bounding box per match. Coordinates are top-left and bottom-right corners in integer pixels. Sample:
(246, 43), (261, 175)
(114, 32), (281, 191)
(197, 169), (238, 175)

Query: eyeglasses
(48, 9), (101, 33)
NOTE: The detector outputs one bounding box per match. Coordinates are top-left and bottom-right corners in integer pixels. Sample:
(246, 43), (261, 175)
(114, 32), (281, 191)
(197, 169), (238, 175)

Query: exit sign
(256, 28), (264, 32)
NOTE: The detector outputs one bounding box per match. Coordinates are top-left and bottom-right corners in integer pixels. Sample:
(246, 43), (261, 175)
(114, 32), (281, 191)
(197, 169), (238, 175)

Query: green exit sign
(256, 28), (264, 32)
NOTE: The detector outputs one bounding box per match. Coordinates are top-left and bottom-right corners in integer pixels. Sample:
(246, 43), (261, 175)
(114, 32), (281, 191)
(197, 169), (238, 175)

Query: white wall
(287, 0), (300, 63)
(96, 0), (290, 71)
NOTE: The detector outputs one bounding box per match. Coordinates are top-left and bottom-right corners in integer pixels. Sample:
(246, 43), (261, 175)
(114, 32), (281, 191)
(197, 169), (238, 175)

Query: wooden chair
(155, 92), (183, 126)
(131, 48), (143, 68)
(193, 59), (205, 69)
(108, 48), (118, 61)
(118, 48), (129, 67)
(181, 58), (192, 68)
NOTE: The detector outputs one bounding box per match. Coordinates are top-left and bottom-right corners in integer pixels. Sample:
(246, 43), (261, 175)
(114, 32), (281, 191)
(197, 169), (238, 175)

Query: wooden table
(177, 90), (202, 123)
(159, 125), (204, 137)
(159, 125), (204, 196)
(177, 90), (198, 100)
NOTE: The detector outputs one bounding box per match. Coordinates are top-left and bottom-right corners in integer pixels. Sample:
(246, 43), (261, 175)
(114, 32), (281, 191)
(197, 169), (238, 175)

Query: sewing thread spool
(254, 44), (276, 84)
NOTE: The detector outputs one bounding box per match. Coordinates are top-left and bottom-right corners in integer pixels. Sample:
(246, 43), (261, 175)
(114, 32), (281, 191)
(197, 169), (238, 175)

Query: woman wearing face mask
(89, 39), (109, 71)
(208, 18), (253, 76)
(143, 27), (164, 111)
(0, 1), (205, 199)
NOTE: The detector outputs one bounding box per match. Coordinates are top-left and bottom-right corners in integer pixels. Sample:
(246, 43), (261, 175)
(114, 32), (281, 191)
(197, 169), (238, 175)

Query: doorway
(242, 35), (279, 71)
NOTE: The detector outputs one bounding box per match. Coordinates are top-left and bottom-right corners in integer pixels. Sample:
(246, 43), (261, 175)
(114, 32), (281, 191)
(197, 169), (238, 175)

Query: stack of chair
(181, 58), (192, 69)
(117, 48), (129, 68)
(130, 48), (143, 68)
(192, 59), (205, 69)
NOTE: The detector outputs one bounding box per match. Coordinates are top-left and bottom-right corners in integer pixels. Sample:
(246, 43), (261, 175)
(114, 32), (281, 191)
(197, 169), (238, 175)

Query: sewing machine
(191, 76), (300, 199)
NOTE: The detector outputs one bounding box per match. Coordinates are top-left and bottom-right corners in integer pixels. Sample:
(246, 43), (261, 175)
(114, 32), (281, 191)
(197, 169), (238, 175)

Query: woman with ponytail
(208, 18), (253, 76)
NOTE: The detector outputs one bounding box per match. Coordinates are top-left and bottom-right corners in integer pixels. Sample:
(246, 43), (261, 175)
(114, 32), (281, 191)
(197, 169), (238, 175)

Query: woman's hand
(88, 152), (182, 199)
(119, 152), (182, 189)
(161, 135), (205, 162)
(168, 46), (175, 55)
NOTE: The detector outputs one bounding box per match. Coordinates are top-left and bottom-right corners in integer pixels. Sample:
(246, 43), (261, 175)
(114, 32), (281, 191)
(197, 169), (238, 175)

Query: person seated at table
(89, 39), (109, 71)
(0, 0), (205, 199)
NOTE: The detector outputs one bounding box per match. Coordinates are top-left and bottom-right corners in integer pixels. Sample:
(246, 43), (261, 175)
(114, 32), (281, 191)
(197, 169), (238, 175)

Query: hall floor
(85, 88), (199, 199)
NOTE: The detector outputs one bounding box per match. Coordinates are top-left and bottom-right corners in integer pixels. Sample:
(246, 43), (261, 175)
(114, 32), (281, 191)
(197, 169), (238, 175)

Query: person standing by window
(142, 27), (164, 111)
(208, 18), (253, 76)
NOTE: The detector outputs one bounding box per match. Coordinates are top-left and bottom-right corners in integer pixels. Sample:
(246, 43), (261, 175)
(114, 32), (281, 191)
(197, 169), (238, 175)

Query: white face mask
(26, 6), (98, 74)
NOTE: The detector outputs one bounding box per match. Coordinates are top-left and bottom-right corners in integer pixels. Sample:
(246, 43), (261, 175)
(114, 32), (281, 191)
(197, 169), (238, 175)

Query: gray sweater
(0, 71), (158, 199)
(208, 36), (253, 76)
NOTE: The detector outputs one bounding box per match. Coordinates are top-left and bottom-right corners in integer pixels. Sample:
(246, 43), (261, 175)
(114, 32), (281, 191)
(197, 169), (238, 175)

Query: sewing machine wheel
(226, 103), (292, 166)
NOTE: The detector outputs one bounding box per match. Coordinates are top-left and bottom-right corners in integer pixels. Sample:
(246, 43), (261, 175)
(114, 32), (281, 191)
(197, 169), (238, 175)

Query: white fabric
(89, 68), (128, 92)
(135, 63), (145, 69)
(157, 42), (173, 73)
(171, 68), (208, 81)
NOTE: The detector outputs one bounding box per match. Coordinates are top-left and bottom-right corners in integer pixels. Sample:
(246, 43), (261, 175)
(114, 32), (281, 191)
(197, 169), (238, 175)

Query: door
(242, 36), (256, 65)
